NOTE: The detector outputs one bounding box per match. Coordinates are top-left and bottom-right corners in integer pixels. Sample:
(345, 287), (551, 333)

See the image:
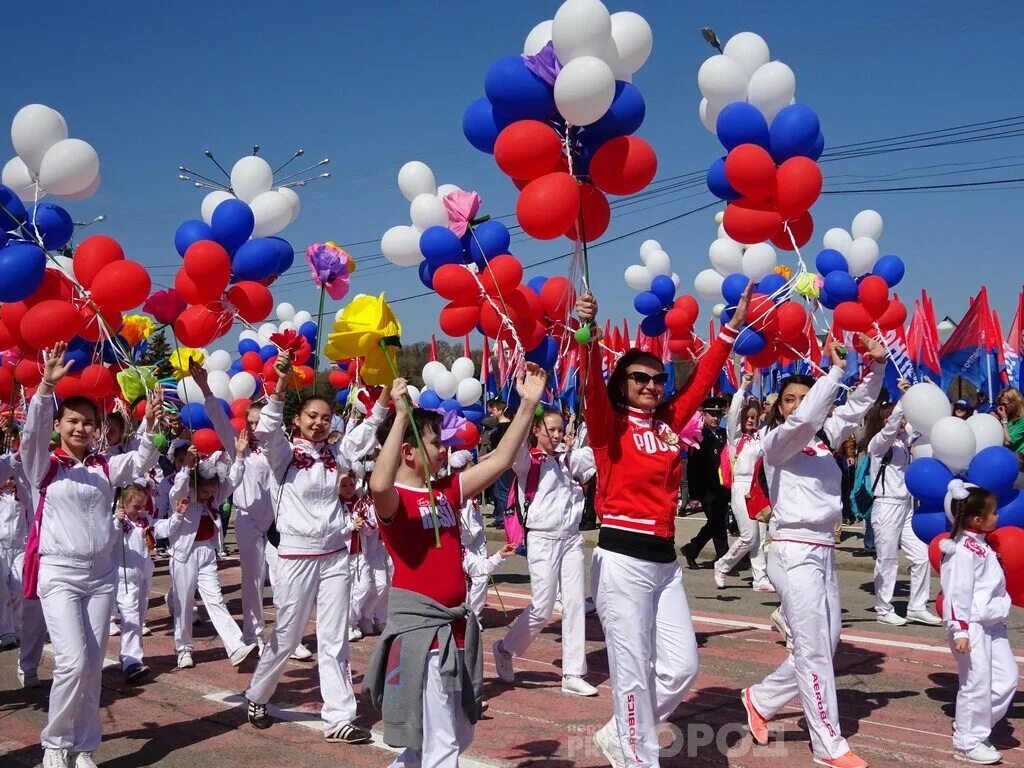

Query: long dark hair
(607, 350), (664, 413)
(950, 486), (995, 539)
(764, 375), (816, 431)
(859, 395), (895, 453)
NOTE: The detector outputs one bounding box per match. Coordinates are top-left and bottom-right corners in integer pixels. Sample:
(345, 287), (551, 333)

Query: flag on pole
(481, 336), (497, 399)
(939, 287), (1001, 400)
(908, 298), (941, 382)
(463, 335), (471, 360)
(429, 334), (438, 362)
(1005, 287), (1023, 390)
(882, 324), (916, 399)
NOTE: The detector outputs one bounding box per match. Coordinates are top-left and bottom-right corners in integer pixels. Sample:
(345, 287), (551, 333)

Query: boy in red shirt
(365, 366), (545, 768)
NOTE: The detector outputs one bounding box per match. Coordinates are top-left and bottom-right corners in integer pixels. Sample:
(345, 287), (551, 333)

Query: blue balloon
(468, 220), (511, 263)
(228, 361), (243, 376)
(232, 238), (279, 281)
(462, 97), (512, 154)
(418, 389), (442, 410)
(716, 102), (770, 151)
(823, 271), (858, 304)
(174, 219), (215, 258)
(872, 255), (905, 288)
(906, 458), (954, 507)
(439, 398), (464, 415)
(419, 226), (465, 266)
(815, 248), (848, 276)
(757, 273), (787, 299)
(967, 446), (1020, 493)
(418, 259), (438, 289)
(238, 339), (260, 355)
(0, 185), (27, 230)
(818, 287), (838, 310)
(525, 335), (558, 370)
(722, 273), (750, 306)
(706, 157), (740, 201)
(808, 131), (825, 162)
(585, 81), (646, 144)
(63, 339), (91, 373)
(769, 104), (821, 162)
(259, 345), (277, 363)
(266, 236), (294, 275)
(102, 337), (130, 364)
(27, 204), (73, 250)
(336, 387), (350, 405)
(640, 313), (666, 337)
(0, 241), (46, 302)
(211, 199), (255, 253)
(299, 321), (318, 340)
(180, 401), (213, 430)
(462, 402), (485, 425)
(633, 291), (662, 316)
(527, 276), (549, 295)
(484, 56), (554, 121)
(997, 489), (1024, 529)
(719, 307), (734, 325)
(650, 274), (676, 307)
(734, 327), (767, 356)
(911, 511), (950, 544)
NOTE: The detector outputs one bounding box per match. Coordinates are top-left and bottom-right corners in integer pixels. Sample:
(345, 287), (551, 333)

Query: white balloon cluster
(3, 104), (101, 201)
(176, 348), (259, 405)
(902, 382), (1005, 472)
(693, 211), (778, 301)
(523, 0), (653, 126)
(821, 209), (884, 277)
(238, 302), (315, 347)
(624, 240), (680, 291)
(380, 161), (463, 267)
(697, 32), (795, 131)
(422, 358), (484, 406)
(199, 156), (302, 238)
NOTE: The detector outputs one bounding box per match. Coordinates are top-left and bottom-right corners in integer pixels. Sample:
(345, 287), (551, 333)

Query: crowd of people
(0, 287), (1019, 768)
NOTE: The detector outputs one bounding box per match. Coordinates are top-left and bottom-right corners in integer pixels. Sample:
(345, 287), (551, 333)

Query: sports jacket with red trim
(939, 531), (1011, 641)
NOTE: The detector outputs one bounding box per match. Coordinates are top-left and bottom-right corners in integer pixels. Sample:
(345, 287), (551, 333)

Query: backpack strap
(521, 452), (546, 513)
(871, 447), (894, 494)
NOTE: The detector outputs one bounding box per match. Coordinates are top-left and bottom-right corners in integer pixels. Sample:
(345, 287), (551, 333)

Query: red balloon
(672, 296), (700, 327)
(183, 240), (232, 294)
(26, 270), (75, 306)
(1, 302), (30, 339)
(724, 144), (777, 200)
(858, 275), (890, 319)
(262, 359), (280, 384)
(479, 254), (524, 296)
(192, 428), (222, 455)
(77, 307), (122, 343)
(668, 337), (694, 357)
(834, 302), (873, 333)
(665, 309), (693, 336)
(241, 351), (263, 373)
(433, 264), (480, 302)
(928, 532), (950, 573)
(519, 319), (546, 352)
(174, 305), (231, 348)
(328, 370), (352, 389)
(0, 319), (19, 350)
(0, 358), (15, 396)
(723, 198), (783, 245)
(230, 417), (247, 434)
(746, 343), (781, 368)
(479, 302), (519, 342)
(877, 300), (908, 331)
(515, 285), (543, 320)
(15, 358), (42, 387)
(80, 364), (115, 400)
(174, 270), (206, 305)
(21, 300), (84, 349)
(987, 526), (1024, 607)
(454, 421), (480, 450)
(230, 398), (252, 419)
(133, 400), (148, 422)
(775, 302), (807, 343)
(293, 365), (315, 389)
(564, 183), (610, 241)
(517, 172), (580, 240)
(494, 120), (564, 181)
(771, 211), (813, 250)
(91, 261), (152, 312)
(439, 302), (481, 337)
(746, 294), (777, 333)
(227, 281), (273, 323)
(74, 235), (125, 289)
(775, 157), (823, 220)
(540, 276), (577, 320)
(589, 136), (657, 196)
(935, 590), (944, 617)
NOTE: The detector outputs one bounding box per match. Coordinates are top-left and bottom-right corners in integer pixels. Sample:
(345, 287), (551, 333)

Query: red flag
(496, 340), (508, 386)
(622, 318), (631, 349)
(908, 294), (941, 379)
(993, 309), (1009, 386)
(463, 335), (471, 360)
(481, 335), (490, 390)
(1009, 287), (1024, 356)
(805, 312), (823, 367)
(430, 334), (438, 362)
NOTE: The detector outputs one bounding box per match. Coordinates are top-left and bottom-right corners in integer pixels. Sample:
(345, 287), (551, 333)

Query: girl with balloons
(741, 336), (886, 768)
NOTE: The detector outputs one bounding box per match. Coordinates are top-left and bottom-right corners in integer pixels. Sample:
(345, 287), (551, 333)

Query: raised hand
(727, 282), (755, 330)
(235, 428), (250, 456)
(898, 378), (911, 394)
(828, 341), (848, 371)
(857, 333), (887, 364)
(175, 497), (188, 517)
(145, 389), (165, 433)
(183, 446), (199, 469)
(272, 352), (292, 398)
(188, 359), (211, 397)
(516, 363), (547, 405)
(391, 378), (408, 404)
(575, 292), (598, 324)
(41, 342), (73, 387)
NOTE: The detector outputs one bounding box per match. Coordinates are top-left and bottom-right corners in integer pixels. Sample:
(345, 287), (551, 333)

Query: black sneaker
(124, 663), (150, 683)
(325, 723), (372, 744)
(247, 698), (274, 730)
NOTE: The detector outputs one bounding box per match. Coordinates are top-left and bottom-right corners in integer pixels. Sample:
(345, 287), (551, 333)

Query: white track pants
(245, 548), (355, 733)
(0, 545), (23, 639)
(749, 541), (849, 760)
(592, 547), (698, 768)
(503, 532), (587, 677)
(236, 516), (277, 644)
(951, 623), (1019, 752)
(170, 541), (244, 656)
(389, 650), (474, 768)
(19, 597), (45, 678)
(114, 558), (154, 669)
(871, 498), (930, 615)
(38, 560), (116, 753)
(714, 479), (768, 585)
(350, 552), (390, 633)
(466, 540), (489, 618)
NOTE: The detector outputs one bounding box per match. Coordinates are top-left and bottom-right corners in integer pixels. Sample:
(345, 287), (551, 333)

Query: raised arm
(867, 401), (905, 458)
(168, 466), (192, 508)
(339, 385), (391, 468)
(22, 344), (73, 485)
(726, 375), (751, 447)
(663, 326), (739, 433)
(214, 456), (246, 506)
(823, 338), (887, 447)
(108, 389), (163, 486)
(368, 381), (410, 522)
(763, 361), (845, 466)
(574, 293), (614, 449)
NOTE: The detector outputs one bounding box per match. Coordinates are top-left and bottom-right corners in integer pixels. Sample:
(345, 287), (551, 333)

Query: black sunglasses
(626, 371), (669, 386)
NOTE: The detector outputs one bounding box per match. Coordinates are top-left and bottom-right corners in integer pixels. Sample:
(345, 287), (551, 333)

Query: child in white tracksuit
(449, 451), (489, 616)
(493, 409), (597, 697)
(113, 484), (156, 681)
(0, 464), (26, 648)
(940, 481), (1018, 765)
(349, 491), (391, 638)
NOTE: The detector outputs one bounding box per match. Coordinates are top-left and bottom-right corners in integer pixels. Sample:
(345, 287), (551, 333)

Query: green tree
(141, 329), (172, 379)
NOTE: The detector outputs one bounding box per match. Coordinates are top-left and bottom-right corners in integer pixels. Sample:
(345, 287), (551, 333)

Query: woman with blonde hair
(996, 387), (1024, 453)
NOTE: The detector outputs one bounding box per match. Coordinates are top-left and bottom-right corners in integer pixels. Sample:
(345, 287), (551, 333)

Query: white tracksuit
(714, 386), (768, 586)
(940, 532), (1018, 752)
(0, 482), (27, 642)
(460, 495), (489, 616)
(153, 463), (246, 657)
(867, 402), (930, 616)
(21, 390), (158, 754)
(749, 362), (883, 761)
(501, 444), (595, 678)
(350, 499), (391, 633)
(113, 511), (155, 670)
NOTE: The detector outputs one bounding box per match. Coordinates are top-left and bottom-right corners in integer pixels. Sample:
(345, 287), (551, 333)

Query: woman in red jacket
(575, 287), (750, 768)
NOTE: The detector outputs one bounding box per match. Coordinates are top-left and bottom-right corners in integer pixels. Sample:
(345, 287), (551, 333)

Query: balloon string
(465, 224), (526, 374)
(779, 342), (854, 393)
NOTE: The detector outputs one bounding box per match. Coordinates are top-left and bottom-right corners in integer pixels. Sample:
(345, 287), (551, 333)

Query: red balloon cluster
(931, 529), (1024, 607)
(721, 145), (822, 250)
(746, 298), (812, 368)
(665, 296), (700, 357)
(832, 275), (907, 339)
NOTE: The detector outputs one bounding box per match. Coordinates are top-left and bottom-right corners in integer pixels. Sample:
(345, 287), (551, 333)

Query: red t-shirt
(380, 475), (466, 646)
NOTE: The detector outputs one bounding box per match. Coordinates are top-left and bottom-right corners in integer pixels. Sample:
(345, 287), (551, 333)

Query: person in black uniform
(680, 397), (730, 568)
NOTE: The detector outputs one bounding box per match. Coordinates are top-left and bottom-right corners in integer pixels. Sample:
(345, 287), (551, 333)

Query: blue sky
(4, 0), (1024, 346)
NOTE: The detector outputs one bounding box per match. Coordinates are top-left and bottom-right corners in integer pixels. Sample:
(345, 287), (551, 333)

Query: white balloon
(278, 321), (296, 333)
(712, 302), (726, 319)
(230, 156), (274, 204)
(639, 240), (662, 262)
(822, 227), (853, 256)
(293, 310), (313, 326)
(421, 361), (447, 390)
(524, 19), (554, 55)
(409, 193), (450, 231)
(201, 191), (234, 225)
(714, 210), (725, 224)
(2, 157), (39, 202)
(699, 98), (728, 134)
(276, 302), (296, 322)
(176, 377), (204, 405)
(624, 264), (652, 291)
(433, 371), (458, 400)
(60, 172), (100, 201)
(723, 32), (771, 79)
(554, 56), (616, 127)
(208, 370), (232, 401)
(552, 0), (612, 64)
(746, 61), (796, 124)
(902, 383), (952, 437)
(694, 269), (725, 301)
(967, 413), (1005, 452)
(11, 105), (68, 174)
(742, 243), (777, 281)
(456, 378), (484, 407)
(239, 330), (259, 343)
(851, 209), (884, 241)
(250, 190), (293, 237)
(846, 236), (880, 275)
(697, 55), (748, 103)
(717, 222), (728, 240)
(277, 187), (301, 224)
(381, 225), (423, 266)
(257, 323), (277, 344)
(406, 385), (421, 406)
(206, 349), (232, 372)
(911, 442), (933, 460)
(671, 272), (680, 289)
(335, 309), (344, 322)
(931, 416), (977, 474)
(451, 357), (475, 382)
(436, 183), (461, 198)
(709, 238), (744, 276)
(645, 249), (671, 276)
(608, 11), (653, 74)
(38, 139), (99, 197)
(397, 161), (436, 202)
(229, 371), (258, 401)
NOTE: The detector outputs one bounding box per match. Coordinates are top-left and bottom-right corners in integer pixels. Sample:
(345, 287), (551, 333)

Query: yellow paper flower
(324, 293), (402, 385)
(169, 348), (205, 380)
(773, 265), (792, 281)
(794, 272), (822, 300)
(121, 314), (156, 348)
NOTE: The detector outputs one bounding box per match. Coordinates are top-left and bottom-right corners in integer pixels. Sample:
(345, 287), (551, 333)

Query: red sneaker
(741, 688), (769, 746)
(813, 751), (868, 768)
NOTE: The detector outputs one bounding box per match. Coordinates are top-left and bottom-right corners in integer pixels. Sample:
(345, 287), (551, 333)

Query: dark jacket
(687, 424), (728, 500)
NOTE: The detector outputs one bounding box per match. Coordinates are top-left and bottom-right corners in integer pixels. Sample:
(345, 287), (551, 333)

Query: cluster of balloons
(197, 156), (302, 238)
(719, 271), (811, 367)
(816, 209), (904, 288)
(462, 0), (656, 242)
(623, 240), (682, 336)
(172, 350), (260, 455)
(233, 303), (321, 382)
(693, 211), (780, 303)
(828, 273), (906, 342)
(407, 358), (484, 450)
(3, 104), (101, 202)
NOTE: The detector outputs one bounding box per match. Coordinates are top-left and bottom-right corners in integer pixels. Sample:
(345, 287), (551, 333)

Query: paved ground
(1, 517), (1021, 768)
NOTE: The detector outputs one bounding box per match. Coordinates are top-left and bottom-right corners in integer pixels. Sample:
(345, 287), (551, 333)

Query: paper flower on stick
(117, 366), (159, 404)
(325, 293), (402, 386)
(269, 329), (312, 365)
(169, 348), (204, 380)
(432, 409), (469, 446)
(143, 289), (187, 326)
(121, 315), (155, 348)
(306, 242), (354, 301)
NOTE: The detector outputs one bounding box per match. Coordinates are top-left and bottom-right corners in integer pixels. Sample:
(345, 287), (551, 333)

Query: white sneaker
(141, 624), (152, 636)
(713, 567), (727, 589)
(71, 752), (99, 768)
(18, 670), (40, 688)
(42, 748), (70, 768)
(593, 722), (627, 768)
(109, 622), (120, 637)
(561, 675), (598, 697)
(954, 743), (1002, 764)
(177, 651), (195, 669)
(553, 599), (564, 613)
(584, 597), (597, 615)
(348, 627), (363, 642)
(770, 607), (792, 649)
(230, 642), (258, 667)
(492, 639), (515, 684)
(290, 642), (313, 661)
(877, 612), (908, 627)
(906, 608), (942, 626)
(754, 580), (777, 593)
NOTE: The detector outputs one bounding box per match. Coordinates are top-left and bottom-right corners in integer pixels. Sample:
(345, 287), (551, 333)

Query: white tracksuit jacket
(940, 532), (1012, 640)
(153, 463), (245, 563)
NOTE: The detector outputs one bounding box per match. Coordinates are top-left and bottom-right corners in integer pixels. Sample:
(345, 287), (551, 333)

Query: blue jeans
(492, 470), (512, 525)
